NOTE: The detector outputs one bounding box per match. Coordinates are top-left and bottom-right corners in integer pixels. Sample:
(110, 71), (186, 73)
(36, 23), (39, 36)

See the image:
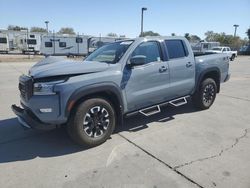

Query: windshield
(85, 40), (134, 64)
(212, 47), (222, 51)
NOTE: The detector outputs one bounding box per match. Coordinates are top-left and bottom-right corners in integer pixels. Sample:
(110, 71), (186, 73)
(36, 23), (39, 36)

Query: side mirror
(129, 55), (146, 67)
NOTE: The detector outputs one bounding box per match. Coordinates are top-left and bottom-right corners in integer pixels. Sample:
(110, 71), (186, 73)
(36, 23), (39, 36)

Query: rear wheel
(67, 98), (116, 147)
(230, 54), (235, 61)
(192, 78), (217, 110)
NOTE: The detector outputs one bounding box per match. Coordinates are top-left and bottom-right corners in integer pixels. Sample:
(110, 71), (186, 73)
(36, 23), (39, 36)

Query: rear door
(164, 39), (195, 99)
(124, 41), (170, 111)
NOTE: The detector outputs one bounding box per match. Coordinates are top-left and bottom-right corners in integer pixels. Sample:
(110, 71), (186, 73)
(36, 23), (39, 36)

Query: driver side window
(131, 41), (161, 64)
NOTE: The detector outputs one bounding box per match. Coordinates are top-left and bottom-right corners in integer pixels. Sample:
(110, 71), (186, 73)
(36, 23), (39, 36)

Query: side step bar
(169, 96), (187, 107)
(127, 96), (189, 117)
(139, 105), (161, 117)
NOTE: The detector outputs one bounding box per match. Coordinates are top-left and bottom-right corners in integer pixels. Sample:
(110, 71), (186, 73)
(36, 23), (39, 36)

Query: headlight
(33, 80), (65, 95)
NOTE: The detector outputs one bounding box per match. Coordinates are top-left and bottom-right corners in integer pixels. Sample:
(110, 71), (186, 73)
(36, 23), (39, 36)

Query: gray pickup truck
(12, 36), (230, 147)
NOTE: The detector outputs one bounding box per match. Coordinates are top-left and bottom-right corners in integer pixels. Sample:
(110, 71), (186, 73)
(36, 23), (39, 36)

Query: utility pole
(233, 24), (239, 37)
(77, 32), (79, 55)
(140, 7), (147, 37)
(45, 21), (49, 35)
(26, 28), (30, 59)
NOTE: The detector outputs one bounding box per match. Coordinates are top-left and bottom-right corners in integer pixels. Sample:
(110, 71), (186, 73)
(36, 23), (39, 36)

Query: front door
(124, 41), (170, 111)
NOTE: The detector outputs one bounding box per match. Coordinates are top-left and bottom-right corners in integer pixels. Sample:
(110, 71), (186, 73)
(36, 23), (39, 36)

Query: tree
(30, 27), (47, 33)
(107, 33), (118, 37)
(140, 31), (160, 37)
(246, 28), (250, 41)
(204, 30), (245, 49)
(171, 33), (176, 36)
(184, 33), (191, 41)
(7, 25), (27, 31)
(204, 31), (216, 41)
(58, 27), (75, 35)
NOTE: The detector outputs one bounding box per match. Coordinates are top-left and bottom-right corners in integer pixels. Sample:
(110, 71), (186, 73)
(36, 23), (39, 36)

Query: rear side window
(165, 40), (187, 59)
(45, 42), (52, 47)
(131, 41), (161, 64)
(59, 42), (66, 48)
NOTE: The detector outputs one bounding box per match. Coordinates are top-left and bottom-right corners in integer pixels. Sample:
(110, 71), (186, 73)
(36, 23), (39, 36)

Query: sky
(0, 0), (250, 39)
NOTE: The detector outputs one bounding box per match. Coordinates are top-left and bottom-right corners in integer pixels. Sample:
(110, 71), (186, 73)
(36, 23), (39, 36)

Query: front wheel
(192, 78), (217, 110)
(67, 98), (116, 147)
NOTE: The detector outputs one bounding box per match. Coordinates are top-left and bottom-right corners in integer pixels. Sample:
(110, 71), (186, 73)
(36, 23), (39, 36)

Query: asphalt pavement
(0, 56), (250, 188)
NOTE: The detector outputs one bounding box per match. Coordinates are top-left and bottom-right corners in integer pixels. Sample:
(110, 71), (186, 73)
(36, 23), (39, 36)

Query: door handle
(159, 66), (168, 72)
(186, 62), (193, 68)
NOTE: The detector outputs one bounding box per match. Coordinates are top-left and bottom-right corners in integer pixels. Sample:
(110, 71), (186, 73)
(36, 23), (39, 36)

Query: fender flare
(65, 82), (124, 118)
(194, 67), (221, 93)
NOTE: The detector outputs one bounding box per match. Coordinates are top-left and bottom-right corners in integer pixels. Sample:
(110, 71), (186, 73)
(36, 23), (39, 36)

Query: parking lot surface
(0, 56), (250, 188)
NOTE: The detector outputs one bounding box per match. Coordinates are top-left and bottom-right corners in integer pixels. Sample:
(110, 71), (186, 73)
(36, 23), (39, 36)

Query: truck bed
(194, 52), (229, 83)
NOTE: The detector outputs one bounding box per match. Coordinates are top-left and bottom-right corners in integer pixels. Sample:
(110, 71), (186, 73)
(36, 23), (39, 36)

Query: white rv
(0, 33), (9, 53)
(88, 37), (124, 53)
(17, 33), (41, 54)
(41, 35), (89, 56)
(191, 41), (220, 53)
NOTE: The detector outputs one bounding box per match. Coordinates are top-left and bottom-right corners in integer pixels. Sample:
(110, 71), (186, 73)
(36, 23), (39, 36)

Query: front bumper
(11, 104), (56, 130)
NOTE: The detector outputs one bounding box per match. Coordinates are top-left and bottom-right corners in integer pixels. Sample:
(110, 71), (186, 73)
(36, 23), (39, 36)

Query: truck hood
(29, 57), (110, 79)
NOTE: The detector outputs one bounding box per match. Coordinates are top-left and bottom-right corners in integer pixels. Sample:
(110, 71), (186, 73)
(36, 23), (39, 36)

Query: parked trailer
(191, 41), (220, 53)
(88, 37), (125, 53)
(0, 33), (9, 53)
(16, 33), (41, 54)
(41, 35), (89, 56)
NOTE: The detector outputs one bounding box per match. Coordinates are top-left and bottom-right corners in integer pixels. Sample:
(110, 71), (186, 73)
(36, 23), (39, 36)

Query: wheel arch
(65, 83), (124, 126)
(196, 68), (221, 93)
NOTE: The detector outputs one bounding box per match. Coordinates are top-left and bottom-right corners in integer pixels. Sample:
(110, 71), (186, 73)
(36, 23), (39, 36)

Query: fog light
(40, 108), (52, 113)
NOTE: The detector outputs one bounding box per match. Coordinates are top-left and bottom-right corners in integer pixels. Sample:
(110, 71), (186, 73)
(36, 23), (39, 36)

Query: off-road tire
(67, 98), (116, 147)
(192, 78), (217, 110)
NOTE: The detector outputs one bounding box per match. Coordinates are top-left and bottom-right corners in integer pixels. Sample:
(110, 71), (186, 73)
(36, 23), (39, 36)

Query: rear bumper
(224, 73), (231, 82)
(11, 104), (56, 130)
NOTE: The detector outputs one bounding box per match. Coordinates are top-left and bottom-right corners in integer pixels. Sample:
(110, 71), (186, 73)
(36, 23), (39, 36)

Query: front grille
(19, 75), (33, 100)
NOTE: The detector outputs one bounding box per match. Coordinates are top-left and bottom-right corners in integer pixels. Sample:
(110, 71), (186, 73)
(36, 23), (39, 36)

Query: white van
(0, 33), (9, 53)
(41, 35), (89, 56)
